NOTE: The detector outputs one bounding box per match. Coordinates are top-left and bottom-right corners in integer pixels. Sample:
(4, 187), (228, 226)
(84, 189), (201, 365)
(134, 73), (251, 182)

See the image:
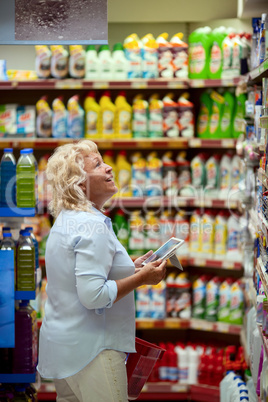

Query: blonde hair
(46, 140), (99, 218)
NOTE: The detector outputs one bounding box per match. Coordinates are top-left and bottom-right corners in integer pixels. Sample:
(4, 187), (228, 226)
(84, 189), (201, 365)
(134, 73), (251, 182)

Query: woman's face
(82, 152), (117, 209)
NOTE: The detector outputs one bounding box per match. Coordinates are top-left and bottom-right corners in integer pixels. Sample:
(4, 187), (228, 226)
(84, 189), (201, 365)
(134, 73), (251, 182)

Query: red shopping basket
(126, 337), (166, 400)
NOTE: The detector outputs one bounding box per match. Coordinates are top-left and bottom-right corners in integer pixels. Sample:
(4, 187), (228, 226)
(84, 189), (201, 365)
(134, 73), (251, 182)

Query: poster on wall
(0, 0), (107, 45)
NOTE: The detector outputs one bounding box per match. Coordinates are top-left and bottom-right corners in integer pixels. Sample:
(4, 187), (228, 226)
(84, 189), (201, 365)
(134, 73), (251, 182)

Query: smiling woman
(37, 139), (167, 402)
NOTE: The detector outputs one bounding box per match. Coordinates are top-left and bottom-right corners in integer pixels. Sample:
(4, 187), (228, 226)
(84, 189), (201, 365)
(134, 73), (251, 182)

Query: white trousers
(54, 350), (128, 402)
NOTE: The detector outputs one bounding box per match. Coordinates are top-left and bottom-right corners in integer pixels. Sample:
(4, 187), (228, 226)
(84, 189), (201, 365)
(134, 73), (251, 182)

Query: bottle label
(209, 42), (221, 74)
(132, 109), (147, 134)
(149, 109), (163, 135)
(86, 111), (98, 135)
(220, 113), (230, 132)
(209, 104), (220, 134)
(119, 110), (131, 135)
(102, 110), (114, 135)
(189, 43), (206, 74)
(197, 105), (209, 134)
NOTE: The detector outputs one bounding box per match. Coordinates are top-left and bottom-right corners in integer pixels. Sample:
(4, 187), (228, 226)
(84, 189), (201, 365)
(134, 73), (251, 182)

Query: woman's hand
(134, 250), (154, 270)
(140, 259), (167, 285)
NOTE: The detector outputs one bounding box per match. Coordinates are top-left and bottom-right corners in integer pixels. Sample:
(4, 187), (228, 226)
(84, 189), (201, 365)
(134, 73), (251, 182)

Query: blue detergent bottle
(0, 148), (16, 207)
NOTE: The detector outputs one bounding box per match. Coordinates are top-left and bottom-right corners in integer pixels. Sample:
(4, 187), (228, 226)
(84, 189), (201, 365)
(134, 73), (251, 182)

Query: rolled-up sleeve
(73, 222), (117, 310)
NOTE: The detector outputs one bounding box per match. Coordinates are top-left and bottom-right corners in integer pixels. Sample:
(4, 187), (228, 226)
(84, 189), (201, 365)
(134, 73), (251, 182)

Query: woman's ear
(80, 183), (86, 194)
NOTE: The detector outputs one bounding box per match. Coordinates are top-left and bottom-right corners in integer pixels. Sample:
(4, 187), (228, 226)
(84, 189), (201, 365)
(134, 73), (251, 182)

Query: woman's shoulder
(58, 209), (106, 227)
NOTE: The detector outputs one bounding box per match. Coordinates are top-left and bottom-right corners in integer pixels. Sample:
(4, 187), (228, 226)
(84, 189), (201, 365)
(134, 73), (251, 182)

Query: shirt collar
(91, 206), (112, 229)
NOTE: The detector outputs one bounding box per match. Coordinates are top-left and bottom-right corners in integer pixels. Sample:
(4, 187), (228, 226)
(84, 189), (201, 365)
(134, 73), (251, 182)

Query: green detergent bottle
(208, 27), (227, 79)
(113, 209), (129, 251)
(16, 229), (35, 291)
(232, 93), (246, 139)
(219, 90), (235, 138)
(188, 27), (212, 79)
(196, 91), (212, 138)
(208, 90), (224, 139)
(16, 149), (37, 208)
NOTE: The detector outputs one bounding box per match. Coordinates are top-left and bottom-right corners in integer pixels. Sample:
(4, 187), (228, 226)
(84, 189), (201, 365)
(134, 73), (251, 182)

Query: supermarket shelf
(15, 290), (36, 300)
(189, 77), (242, 88)
(248, 58), (268, 84)
(258, 168), (268, 188)
(190, 384), (219, 402)
(189, 318), (241, 335)
(188, 138), (237, 149)
(256, 258), (268, 297)
(0, 207), (36, 217)
(188, 257), (242, 270)
(0, 373), (36, 383)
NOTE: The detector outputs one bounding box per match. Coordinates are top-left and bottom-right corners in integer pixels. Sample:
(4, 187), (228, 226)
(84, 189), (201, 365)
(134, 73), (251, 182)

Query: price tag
(217, 322), (228, 333)
(136, 141), (151, 148)
(222, 139), (235, 148)
(93, 81), (109, 89)
(165, 319), (180, 329)
(97, 141), (112, 149)
(224, 261), (234, 270)
(55, 80), (82, 89)
(194, 258), (206, 267)
(189, 138), (201, 148)
(131, 81), (147, 89)
(191, 79), (205, 88)
(167, 80), (187, 89)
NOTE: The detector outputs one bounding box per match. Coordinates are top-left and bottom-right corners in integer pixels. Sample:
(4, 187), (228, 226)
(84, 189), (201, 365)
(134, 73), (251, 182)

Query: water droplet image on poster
(14, 0), (107, 43)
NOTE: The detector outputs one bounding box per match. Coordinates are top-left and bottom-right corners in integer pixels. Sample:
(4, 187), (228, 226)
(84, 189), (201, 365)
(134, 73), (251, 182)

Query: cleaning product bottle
(84, 91), (101, 139)
(132, 94), (148, 138)
(205, 154), (220, 195)
(131, 152), (146, 197)
(191, 153), (206, 189)
(115, 91), (132, 139)
(259, 14), (267, 64)
(156, 33), (173, 78)
(170, 32), (189, 78)
(69, 45), (85, 78)
(192, 275), (207, 319)
(229, 280), (244, 325)
(231, 155), (241, 193)
(209, 90), (225, 139)
(232, 93), (246, 139)
(208, 27), (227, 79)
(151, 281), (166, 319)
(116, 150), (132, 197)
(112, 43), (128, 80)
(67, 95), (84, 138)
(0, 231), (16, 280)
(221, 32), (235, 78)
(196, 91), (212, 139)
(220, 91), (235, 138)
(188, 27), (212, 79)
(16, 149), (36, 208)
(51, 97), (67, 138)
(25, 226), (39, 272)
(123, 34), (142, 78)
(98, 45), (114, 80)
(218, 278), (232, 322)
(50, 45), (68, 79)
(113, 209), (129, 250)
(162, 93), (179, 137)
(16, 229), (35, 291)
(177, 152), (191, 194)
(128, 210), (145, 256)
(174, 273), (191, 318)
(174, 211), (190, 255)
(99, 91), (116, 139)
(200, 209), (215, 258)
(148, 94), (163, 138)
(144, 211), (161, 253)
(226, 214), (241, 261)
(0, 148), (16, 207)
(189, 209), (201, 255)
(85, 45), (100, 80)
(162, 151), (178, 196)
(219, 153), (232, 199)
(135, 285), (151, 318)
(159, 210), (174, 245)
(36, 96), (52, 138)
(178, 93), (195, 138)
(141, 34), (159, 78)
(146, 152), (163, 197)
(13, 301), (37, 373)
(35, 45), (51, 79)
(205, 276), (220, 322)
(214, 211), (228, 260)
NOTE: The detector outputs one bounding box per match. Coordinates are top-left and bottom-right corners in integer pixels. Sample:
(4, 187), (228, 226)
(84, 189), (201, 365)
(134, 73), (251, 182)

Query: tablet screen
(142, 238), (184, 265)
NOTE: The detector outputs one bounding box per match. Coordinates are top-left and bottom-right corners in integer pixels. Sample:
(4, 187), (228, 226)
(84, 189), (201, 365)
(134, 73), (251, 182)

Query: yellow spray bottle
(84, 91), (101, 139)
(115, 91), (132, 139)
(99, 91), (116, 139)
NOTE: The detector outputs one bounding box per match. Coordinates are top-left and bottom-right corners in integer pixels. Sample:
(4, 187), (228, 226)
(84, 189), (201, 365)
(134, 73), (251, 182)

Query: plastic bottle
(50, 45), (68, 79)
(205, 276), (220, 322)
(116, 150), (132, 197)
(200, 209), (215, 258)
(177, 152), (191, 195)
(13, 301), (37, 373)
(159, 210), (174, 245)
(231, 34), (243, 77)
(174, 211), (190, 255)
(112, 43), (128, 80)
(16, 230), (35, 291)
(175, 344), (189, 383)
(123, 34), (142, 78)
(259, 13), (267, 64)
(0, 148), (16, 207)
(113, 209), (129, 250)
(84, 91), (101, 139)
(220, 91), (235, 138)
(166, 272), (177, 317)
(219, 153), (232, 199)
(131, 152), (146, 197)
(220, 371), (236, 402)
(162, 151), (178, 196)
(36, 96), (52, 138)
(67, 95), (84, 138)
(188, 27), (212, 79)
(128, 210), (145, 256)
(251, 19), (260, 69)
(229, 280), (244, 325)
(98, 45), (114, 80)
(156, 33), (173, 78)
(218, 278), (232, 322)
(150, 281), (166, 319)
(51, 97), (67, 138)
(189, 209), (201, 255)
(141, 34), (159, 79)
(162, 93), (179, 137)
(221, 32), (235, 78)
(99, 91), (116, 139)
(196, 91), (212, 139)
(148, 94), (163, 138)
(135, 285), (151, 318)
(231, 155), (241, 192)
(174, 273), (191, 318)
(214, 211), (228, 260)
(191, 153), (206, 189)
(232, 93), (246, 139)
(144, 211), (161, 253)
(226, 214), (241, 261)
(209, 90), (225, 139)
(205, 154), (220, 195)
(170, 32), (188, 79)
(208, 27), (227, 79)
(132, 94), (148, 138)
(146, 152), (163, 197)
(192, 275), (207, 319)
(85, 45), (100, 80)
(25, 226), (39, 272)
(187, 346), (199, 385)
(115, 91), (132, 139)
(16, 149), (37, 208)
(69, 45), (85, 78)
(35, 45), (51, 79)
(178, 93), (194, 138)
(0, 231), (16, 282)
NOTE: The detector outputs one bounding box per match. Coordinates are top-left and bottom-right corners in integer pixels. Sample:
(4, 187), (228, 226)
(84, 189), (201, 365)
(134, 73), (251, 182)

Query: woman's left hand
(134, 250), (153, 272)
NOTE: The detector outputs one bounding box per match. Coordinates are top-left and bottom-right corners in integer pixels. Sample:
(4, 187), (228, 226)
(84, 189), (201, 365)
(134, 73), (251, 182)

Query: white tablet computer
(142, 237), (184, 270)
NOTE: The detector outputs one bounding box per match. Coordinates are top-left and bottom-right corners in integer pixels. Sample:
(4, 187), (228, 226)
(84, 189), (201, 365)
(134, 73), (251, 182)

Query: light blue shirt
(37, 208), (136, 379)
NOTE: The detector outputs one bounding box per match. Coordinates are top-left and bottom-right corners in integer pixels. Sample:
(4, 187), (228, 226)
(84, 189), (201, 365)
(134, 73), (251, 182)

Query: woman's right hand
(140, 259), (167, 286)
